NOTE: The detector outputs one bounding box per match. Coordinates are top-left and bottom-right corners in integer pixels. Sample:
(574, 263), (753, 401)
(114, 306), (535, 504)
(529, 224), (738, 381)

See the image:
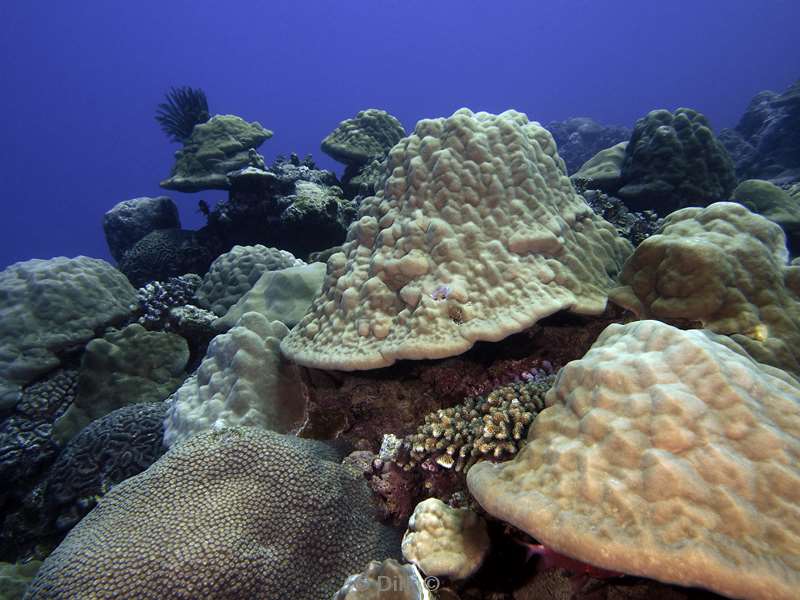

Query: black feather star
(155, 86), (210, 143)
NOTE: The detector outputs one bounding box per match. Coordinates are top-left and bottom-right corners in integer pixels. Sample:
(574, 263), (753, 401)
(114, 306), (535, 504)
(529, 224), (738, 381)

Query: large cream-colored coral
(282, 109), (632, 370)
(402, 498), (489, 580)
(610, 201), (800, 375)
(467, 320), (800, 600)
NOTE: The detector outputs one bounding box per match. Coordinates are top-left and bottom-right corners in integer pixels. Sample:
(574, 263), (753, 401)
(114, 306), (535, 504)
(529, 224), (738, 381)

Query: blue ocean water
(0, 0), (797, 268)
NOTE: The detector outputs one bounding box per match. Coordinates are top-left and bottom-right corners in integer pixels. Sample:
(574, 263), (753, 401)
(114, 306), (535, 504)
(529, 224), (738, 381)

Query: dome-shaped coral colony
(3, 80), (800, 600)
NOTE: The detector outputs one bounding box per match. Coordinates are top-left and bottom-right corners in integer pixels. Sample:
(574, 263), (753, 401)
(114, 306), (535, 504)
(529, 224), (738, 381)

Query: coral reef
(194, 244), (304, 316)
(610, 202), (800, 376)
(213, 262), (326, 330)
(26, 428), (401, 600)
(402, 498), (489, 580)
(545, 117), (630, 174)
(282, 108), (632, 370)
(103, 196), (180, 262)
(468, 319), (800, 600)
(52, 324), (189, 443)
(732, 178), (800, 255)
(570, 141), (627, 193)
(322, 108), (406, 167)
(719, 78), (800, 184)
(163, 312), (305, 447)
(396, 373), (553, 473)
(582, 190), (663, 247)
(154, 85), (210, 143)
(0, 257), (136, 406)
(117, 228), (219, 286)
(135, 274), (202, 329)
(617, 108), (737, 213)
(160, 114), (273, 192)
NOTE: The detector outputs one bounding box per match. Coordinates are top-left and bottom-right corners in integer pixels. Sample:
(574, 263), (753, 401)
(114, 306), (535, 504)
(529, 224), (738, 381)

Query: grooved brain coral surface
(25, 427), (401, 600)
(281, 109), (633, 370)
(162, 312), (305, 448)
(0, 257), (137, 387)
(467, 320), (800, 600)
(610, 201), (800, 376)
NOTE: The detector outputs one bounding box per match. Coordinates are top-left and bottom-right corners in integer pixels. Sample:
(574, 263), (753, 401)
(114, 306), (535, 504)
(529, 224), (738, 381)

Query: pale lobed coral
(162, 312), (305, 448)
(282, 108), (632, 370)
(402, 498), (489, 580)
(467, 320), (800, 600)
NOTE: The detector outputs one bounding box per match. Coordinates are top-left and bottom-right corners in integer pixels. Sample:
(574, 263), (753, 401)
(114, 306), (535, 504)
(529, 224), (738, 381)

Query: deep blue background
(1, 0), (798, 269)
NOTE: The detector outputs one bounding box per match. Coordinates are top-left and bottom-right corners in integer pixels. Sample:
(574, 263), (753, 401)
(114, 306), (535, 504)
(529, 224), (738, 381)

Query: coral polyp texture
(281, 108), (632, 370)
(162, 312), (305, 448)
(401, 498), (490, 580)
(610, 201), (800, 376)
(467, 320), (800, 600)
(25, 427), (400, 600)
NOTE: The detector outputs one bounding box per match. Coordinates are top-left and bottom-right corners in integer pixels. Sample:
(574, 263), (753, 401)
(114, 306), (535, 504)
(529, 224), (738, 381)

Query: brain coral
(281, 108), (632, 370)
(25, 427), (401, 599)
(195, 244), (304, 316)
(163, 312), (305, 448)
(610, 201), (800, 376)
(467, 320), (800, 600)
(322, 108), (406, 166)
(0, 257), (137, 397)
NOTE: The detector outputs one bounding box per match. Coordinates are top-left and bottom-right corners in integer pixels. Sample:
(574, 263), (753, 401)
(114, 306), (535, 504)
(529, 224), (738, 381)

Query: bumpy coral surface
(136, 274), (201, 329)
(468, 320), (800, 600)
(402, 498), (489, 580)
(213, 262), (326, 330)
(618, 108), (737, 213)
(163, 312), (305, 447)
(610, 201), (800, 375)
(53, 324), (189, 443)
(282, 108), (632, 370)
(322, 108), (406, 166)
(195, 244), (304, 316)
(26, 427), (400, 599)
(398, 375), (552, 473)
(103, 196), (180, 262)
(333, 559), (430, 600)
(160, 114), (273, 192)
(0, 257), (136, 396)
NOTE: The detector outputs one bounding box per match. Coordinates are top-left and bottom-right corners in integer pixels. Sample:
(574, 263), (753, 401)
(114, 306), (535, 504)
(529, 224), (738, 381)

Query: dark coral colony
(1, 82), (799, 600)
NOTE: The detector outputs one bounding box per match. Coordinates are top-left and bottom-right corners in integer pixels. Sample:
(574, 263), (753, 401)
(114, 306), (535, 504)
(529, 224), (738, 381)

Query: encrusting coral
(282, 108), (632, 370)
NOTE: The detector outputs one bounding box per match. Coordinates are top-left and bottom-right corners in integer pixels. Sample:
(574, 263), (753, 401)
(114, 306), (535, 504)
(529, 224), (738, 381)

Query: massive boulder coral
(467, 320), (800, 600)
(402, 498), (489, 580)
(281, 108), (632, 370)
(617, 108), (737, 213)
(163, 312), (305, 448)
(732, 179), (800, 254)
(194, 244), (304, 316)
(160, 114), (273, 192)
(213, 262), (326, 330)
(102, 196), (180, 262)
(545, 117), (630, 175)
(0, 257), (137, 405)
(25, 427), (401, 599)
(322, 108), (406, 167)
(53, 324), (189, 443)
(610, 201), (800, 375)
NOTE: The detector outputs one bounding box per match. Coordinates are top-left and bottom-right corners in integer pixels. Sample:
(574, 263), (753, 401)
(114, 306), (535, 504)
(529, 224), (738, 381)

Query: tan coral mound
(610, 201), (800, 375)
(282, 108), (632, 370)
(467, 320), (800, 600)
